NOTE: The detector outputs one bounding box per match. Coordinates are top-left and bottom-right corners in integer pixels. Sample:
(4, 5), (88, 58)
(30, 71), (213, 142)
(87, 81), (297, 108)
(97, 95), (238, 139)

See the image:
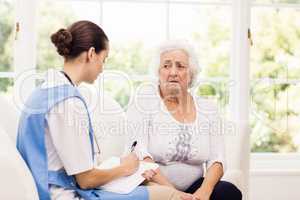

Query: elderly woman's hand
(180, 192), (202, 200)
(193, 189), (210, 200)
(142, 169), (157, 181)
(180, 191), (209, 200)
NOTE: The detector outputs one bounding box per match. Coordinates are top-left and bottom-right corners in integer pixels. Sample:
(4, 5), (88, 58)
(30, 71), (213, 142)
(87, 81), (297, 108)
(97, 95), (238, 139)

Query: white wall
(250, 171), (300, 200)
(249, 154), (300, 200)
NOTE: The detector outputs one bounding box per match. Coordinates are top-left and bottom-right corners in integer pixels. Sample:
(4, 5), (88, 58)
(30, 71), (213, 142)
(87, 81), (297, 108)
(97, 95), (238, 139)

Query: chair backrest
(0, 95), (20, 143)
(222, 120), (249, 200)
(79, 83), (127, 162)
(0, 127), (39, 200)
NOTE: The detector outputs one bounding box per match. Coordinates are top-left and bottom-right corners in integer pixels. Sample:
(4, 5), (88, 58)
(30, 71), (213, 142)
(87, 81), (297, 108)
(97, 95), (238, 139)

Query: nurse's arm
(75, 153), (139, 189)
(75, 166), (126, 189)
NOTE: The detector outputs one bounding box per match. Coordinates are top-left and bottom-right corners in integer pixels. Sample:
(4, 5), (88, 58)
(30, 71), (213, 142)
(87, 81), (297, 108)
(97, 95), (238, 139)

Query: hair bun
(51, 28), (73, 56)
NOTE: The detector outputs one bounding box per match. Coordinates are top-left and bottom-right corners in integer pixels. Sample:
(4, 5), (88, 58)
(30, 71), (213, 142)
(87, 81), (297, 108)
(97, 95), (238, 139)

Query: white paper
(96, 156), (159, 194)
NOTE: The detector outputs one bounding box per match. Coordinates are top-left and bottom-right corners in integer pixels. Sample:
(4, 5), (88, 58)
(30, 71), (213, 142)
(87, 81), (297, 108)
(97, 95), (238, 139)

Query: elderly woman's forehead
(160, 49), (189, 59)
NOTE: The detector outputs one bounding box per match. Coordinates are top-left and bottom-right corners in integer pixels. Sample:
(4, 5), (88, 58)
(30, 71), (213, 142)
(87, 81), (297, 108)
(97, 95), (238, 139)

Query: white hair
(150, 39), (200, 88)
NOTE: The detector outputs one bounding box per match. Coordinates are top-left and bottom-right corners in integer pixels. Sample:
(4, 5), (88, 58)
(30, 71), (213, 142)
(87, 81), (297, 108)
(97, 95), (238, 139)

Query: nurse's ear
(86, 47), (96, 62)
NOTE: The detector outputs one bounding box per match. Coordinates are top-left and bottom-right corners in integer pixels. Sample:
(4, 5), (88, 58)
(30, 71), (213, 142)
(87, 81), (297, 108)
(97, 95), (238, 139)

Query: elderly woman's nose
(169, 65), (178, 75)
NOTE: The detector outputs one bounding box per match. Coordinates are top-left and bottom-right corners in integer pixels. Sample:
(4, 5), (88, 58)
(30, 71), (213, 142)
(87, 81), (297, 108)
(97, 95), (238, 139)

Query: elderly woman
(126, 40), (242, 200)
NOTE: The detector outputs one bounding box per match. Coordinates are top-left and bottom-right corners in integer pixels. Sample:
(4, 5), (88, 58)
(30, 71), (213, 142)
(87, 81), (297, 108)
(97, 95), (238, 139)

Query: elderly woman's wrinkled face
(159, 49), (191, 96)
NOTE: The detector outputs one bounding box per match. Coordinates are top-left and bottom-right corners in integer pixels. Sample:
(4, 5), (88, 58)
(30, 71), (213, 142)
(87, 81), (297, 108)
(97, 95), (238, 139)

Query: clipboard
(96, 156), (159, 194)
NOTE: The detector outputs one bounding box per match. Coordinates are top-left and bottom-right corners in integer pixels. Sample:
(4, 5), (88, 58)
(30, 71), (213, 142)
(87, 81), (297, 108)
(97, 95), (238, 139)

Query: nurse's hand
(120, 153), (139, 176)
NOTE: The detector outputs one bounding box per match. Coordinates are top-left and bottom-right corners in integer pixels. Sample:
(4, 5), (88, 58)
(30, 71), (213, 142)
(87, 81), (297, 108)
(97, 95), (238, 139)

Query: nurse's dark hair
(51, 20), (108, 59)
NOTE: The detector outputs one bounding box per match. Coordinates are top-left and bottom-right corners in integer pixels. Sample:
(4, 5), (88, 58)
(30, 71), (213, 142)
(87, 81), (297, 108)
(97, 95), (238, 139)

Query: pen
(130, 141), (137, 152)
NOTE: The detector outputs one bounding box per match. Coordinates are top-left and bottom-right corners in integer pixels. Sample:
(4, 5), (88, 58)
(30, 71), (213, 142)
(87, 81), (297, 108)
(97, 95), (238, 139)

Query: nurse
(16, 21), (183, 200)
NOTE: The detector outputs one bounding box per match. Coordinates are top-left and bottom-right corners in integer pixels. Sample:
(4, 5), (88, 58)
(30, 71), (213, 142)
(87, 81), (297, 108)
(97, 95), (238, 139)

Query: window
(8, 0), (300, 155)
(103, 1), (232, 112)
(35, 0), (232, 112)
(169, 3), (232, 115)
(103, 1), (166, 75)
(0, 0), (15, 95)
(36, 0), (101, 71)
(250, 0), (300, 152)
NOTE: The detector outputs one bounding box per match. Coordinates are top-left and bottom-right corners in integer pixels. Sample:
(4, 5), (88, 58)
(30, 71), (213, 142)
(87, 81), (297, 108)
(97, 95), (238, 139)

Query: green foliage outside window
(0, 0), (14, 92)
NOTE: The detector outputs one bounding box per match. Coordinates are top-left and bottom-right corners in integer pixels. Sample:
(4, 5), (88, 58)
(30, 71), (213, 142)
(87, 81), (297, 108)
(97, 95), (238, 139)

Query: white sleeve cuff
(135, 148), (153, 161)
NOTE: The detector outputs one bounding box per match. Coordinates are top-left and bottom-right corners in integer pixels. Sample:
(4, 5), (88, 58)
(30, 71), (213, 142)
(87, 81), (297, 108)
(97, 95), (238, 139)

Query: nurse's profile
(16, 21), (183, 200)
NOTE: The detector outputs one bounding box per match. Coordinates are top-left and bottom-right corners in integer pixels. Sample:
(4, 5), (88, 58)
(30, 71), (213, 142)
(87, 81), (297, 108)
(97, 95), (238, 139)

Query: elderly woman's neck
(162, 91), (190, 107)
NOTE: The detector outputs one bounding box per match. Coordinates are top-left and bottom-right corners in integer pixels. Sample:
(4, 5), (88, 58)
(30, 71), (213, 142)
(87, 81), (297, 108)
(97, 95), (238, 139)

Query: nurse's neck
(63, 60), (85, 86)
